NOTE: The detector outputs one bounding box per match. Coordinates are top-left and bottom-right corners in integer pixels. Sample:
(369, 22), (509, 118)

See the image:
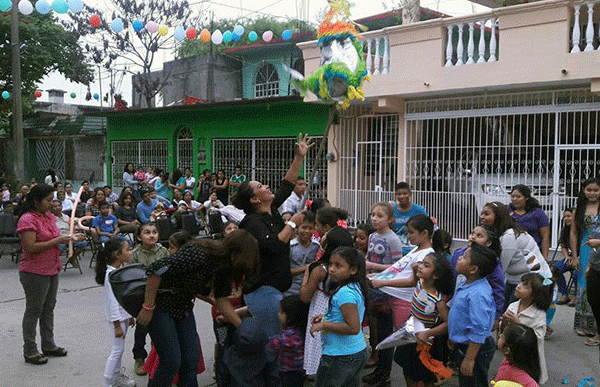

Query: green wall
(105, 99), (330, 186)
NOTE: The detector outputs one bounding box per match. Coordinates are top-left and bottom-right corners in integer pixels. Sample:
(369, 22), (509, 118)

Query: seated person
(114, 191), (140, 235)
(92, 201), (119, 244)
(57, 189), (73, 214)
(136, 189), (158, 224)
(203, 192), (225, 213)
(171, 202), (192, 231)
(150, 202), (167, 222)
(51, 199), (86, 267)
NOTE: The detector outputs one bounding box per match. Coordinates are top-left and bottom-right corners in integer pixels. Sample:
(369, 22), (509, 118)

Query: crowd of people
(4, 138), (600, 387)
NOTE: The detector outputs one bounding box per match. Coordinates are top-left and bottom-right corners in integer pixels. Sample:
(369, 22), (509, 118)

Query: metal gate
(177, 127), (194, 172)
(35, 140), (65, 181)
(212, 137), (327, 197)
(404, 88), (600, 243)
(111, 140), (169, 190)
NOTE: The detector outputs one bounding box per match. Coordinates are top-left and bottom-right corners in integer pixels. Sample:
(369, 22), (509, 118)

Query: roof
(224, 31), (315, 55)
(23, 114), (106, 138)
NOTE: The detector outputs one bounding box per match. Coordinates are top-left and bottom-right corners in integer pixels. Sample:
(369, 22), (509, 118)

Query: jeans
(451, 336), (496, 387)
(147, 309), (199, 387)
(555, 258), (579, 296)
(19, 272), (59, 357)
(104, 321), (129, 387)
(243, 285), (283, 338)
(315, 348), (368, 387)
(132, 323), (149, 360)
(213, 319), (236, 387)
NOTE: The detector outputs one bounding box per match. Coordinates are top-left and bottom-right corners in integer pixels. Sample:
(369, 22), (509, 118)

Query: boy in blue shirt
(392, 182), (427, 255)
(92, 201), (119, 244)
(448, 244), (497, 387)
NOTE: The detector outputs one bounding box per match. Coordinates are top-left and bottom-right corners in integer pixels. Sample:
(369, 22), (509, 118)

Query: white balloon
(18, 0), (33, 14)
(211, 29), (223, 45)
(68, 0), (84, 13)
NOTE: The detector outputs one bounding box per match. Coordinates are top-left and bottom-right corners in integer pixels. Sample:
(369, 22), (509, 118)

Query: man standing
(279, 178), (306, 222)
(392, 182), (427, 255)
(229, 165), (247, 195)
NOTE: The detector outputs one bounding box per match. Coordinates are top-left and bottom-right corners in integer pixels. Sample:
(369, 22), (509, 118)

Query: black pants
(586, 269), (600, 335)
(373, 308), (394, 375)
(133, 323), (149, 360)
(282, 370), (305, 387)
(451, 336), (496, 387)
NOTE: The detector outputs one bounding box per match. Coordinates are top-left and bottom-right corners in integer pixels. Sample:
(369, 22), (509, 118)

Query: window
(177, 126), (194, 173)
(111, 140), (169, 190)
(255, 63), (279, 98)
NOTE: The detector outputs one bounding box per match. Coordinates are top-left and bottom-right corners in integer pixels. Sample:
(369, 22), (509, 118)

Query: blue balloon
(68, 0), (83, 12)
(132, 20), (144, 33)
(52, 0), (69, 14)
(2, 91), (10, 99)
(0, 0), (11, 12)
(282, 29), (292, 41)
(93, 93), (99, 100)
(111, 18), (124, 33)
(248, 31), (258, 42)
(233, 25), (244, 36)
(231, 33), (240, 42)
(173, 26), (185, 42)
(222, 30), (233, 43)
(35, 0), (50, 13)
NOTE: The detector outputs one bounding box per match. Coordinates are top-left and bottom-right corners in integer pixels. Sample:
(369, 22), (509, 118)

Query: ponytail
(95, 238), (126, 285)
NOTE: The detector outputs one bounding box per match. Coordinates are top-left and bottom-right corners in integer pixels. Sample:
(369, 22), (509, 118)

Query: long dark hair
(426, 252), (455, 296)
(510, 184), (541, 212)
(309, 226), (354, 274)
(574, 178), (600, 243)
(117, 191), (135, 207)
(328, 246), (369, 314)
(280, 294), (310, 336)
(502, 322), (541, 382)
(232, 181), (255, 214)
(123, 162), (134, 173)
(520, 273), (553, 311)
(95, 238), (128, 285)
(483, 201), (525, 236)
(20, 184), (55, 214)
(171, 168), (183, 185)
(316, 207), (348, 228)
(46, 169), (57, 183)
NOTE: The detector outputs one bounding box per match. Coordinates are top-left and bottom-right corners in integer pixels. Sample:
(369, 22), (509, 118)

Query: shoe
(24, 353), (48, 365)
(362, 369), (389, 385)
(112, 371), (136, 387)
(42, 347), (68, 357)
(134, 358), (147, 376)
(585, 336), (600, 346)
(557, 296), (570, 305)
(544, 326), (554, 339)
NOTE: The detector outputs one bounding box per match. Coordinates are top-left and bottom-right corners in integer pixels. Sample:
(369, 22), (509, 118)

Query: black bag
(108, 263), (147, 317)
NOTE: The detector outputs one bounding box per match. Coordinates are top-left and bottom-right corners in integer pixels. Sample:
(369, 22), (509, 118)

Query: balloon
(282, 29), (292, 41)
(68, 0), (83, 13)
(262, 30), (273, 42)
(185, 27), (196, 40)
(200, 28), (210, 42)
(52, 0), (69, 14)
(222, 30), (232, 43)
(2, 91), (9, 99)
(111, 18), (124, 33)
(145, 21), (158, 34)
(132, 20), (144, 32)
(89, 14), (101, 28)
(0, 0), (12, 12)
(34, 90), (42, 98)
(70, 92), (76, 99)
(248, 31), (258, 42)
(173, 26), (185, 42)
(18, 0), (33, 15)
(211, 29), (223, 45)
(233, 25), (244, 36)
(35, 0), (50, 13)
(93, 93), (99, 100)
(231, 33), (240, 42)
(158, 25), (168, 36)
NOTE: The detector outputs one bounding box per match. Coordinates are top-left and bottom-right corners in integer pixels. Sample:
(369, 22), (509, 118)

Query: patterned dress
(574, 213), (600, 334)
(303, 264), (331, 376)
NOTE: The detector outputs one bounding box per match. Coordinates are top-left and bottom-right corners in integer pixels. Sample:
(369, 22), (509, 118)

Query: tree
(0, 11), (93, 130)
(399, 0), (420, 24)
(68, 0), (195, 108)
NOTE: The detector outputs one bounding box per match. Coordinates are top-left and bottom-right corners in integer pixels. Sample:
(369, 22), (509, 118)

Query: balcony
(297, 0), (600, 102)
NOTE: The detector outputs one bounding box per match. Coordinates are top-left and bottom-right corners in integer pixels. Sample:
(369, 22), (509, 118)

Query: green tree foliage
(0, 11), (93, 130)
(177, 17), (315, 58)
(68, 0), (194, 108)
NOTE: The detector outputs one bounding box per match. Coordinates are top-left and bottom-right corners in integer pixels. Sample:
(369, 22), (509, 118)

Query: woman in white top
(44, 169), (57, 185)
(183, 167), (196, 191)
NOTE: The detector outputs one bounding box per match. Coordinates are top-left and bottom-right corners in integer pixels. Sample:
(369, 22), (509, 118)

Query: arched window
(292, 58), (304, 76)
(177, 126), (193, 173)
(255, 63), (279, 98)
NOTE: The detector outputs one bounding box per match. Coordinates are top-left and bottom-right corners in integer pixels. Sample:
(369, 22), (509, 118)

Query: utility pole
(207, 12), (214, 102)
(11, 0), (24, 180)
(98, 65), (103, 111)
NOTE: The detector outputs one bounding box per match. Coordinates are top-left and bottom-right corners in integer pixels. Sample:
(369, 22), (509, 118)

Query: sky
(38, 0), (490, 107)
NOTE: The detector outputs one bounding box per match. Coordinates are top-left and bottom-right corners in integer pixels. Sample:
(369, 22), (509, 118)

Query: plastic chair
(181, 213), (199, 236)
(156, 216), (173, 245)
(0, 213), (21, 263)
(208, 212), (224, 236)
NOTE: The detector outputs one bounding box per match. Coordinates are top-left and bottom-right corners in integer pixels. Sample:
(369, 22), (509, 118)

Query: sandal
(42, 347), (68, 357)
(576, 330), (595, 337)
(585, 337), (600, 346)
(24, 354), (48, 365)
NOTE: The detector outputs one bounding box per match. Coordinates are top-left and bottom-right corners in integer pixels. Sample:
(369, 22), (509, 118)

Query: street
(0, 250), (598, 387)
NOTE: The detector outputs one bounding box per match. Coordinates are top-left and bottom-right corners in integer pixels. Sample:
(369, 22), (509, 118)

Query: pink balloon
(262, 30), (273, 42)
(145, 21), (159, 33)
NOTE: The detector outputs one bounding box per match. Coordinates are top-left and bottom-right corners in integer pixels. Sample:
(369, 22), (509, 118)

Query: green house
(93, 96), (331, 196)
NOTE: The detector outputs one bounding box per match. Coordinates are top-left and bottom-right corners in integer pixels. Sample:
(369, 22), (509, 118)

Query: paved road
(0, 251), (598, 387)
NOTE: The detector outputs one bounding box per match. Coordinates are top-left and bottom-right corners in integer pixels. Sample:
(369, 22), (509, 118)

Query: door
(354, 141), (383, 224)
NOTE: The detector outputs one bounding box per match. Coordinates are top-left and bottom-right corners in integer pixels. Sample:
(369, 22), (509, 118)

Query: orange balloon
(200, 28), (211, 43)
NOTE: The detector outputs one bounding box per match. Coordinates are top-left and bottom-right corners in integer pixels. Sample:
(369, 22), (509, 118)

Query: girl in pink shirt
(495, 322), (540, 387)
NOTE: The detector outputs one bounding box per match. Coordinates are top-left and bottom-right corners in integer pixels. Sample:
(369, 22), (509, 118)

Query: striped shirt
(411, 280), (447, 328)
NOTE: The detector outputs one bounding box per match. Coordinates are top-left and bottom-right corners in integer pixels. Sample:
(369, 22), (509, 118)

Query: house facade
(298, 0), (600, 242)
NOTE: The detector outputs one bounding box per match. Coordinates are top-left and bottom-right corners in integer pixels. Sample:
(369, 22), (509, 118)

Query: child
(222, 220), (239, 238)
(502, 273), (552, 384)
(366, 214), (437, 387)
(150, 202), (166, 222)
(392, 182), (428, 255)
(95, 238), (136, 387)
(134, 165), (146, 184)
(310, 246), (368, 387)
(130, 222), (168, 376)
(495, 322), (540, 387)
(432, 229), (453, 261)
(92, 201), (119, 244)
(285, 211), (320, 297)
(448, 244), (498, 386)
(355, 223), (374, 258)
(2, 183), (10, 203)
(555, 207), (577, 306)
(395, 252), (454, 386)
(269, 295), (310, 387)
(366, 202), (403, 273)
(167, 230), (192, 255)
(203, 192), (225, 213)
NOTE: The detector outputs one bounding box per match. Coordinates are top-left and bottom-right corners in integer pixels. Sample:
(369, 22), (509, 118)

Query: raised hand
(295, 132), (315, 157)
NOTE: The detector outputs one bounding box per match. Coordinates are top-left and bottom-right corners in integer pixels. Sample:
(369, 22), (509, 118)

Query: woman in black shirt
(136, 229), (259, 387)
(232, 133), (313, 338)
(114, 192), (140, 234)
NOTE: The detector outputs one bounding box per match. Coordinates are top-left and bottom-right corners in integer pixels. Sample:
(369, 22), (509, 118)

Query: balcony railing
(570, 2), (600, 52)
(362, 32), (390, 75)
(443, 16), (499, 66)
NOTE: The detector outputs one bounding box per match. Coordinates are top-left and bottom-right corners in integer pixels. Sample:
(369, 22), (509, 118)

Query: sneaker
(134, 358), (147, 376)
(544, 326), (554, 340)
(112, 370), (136, 387)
